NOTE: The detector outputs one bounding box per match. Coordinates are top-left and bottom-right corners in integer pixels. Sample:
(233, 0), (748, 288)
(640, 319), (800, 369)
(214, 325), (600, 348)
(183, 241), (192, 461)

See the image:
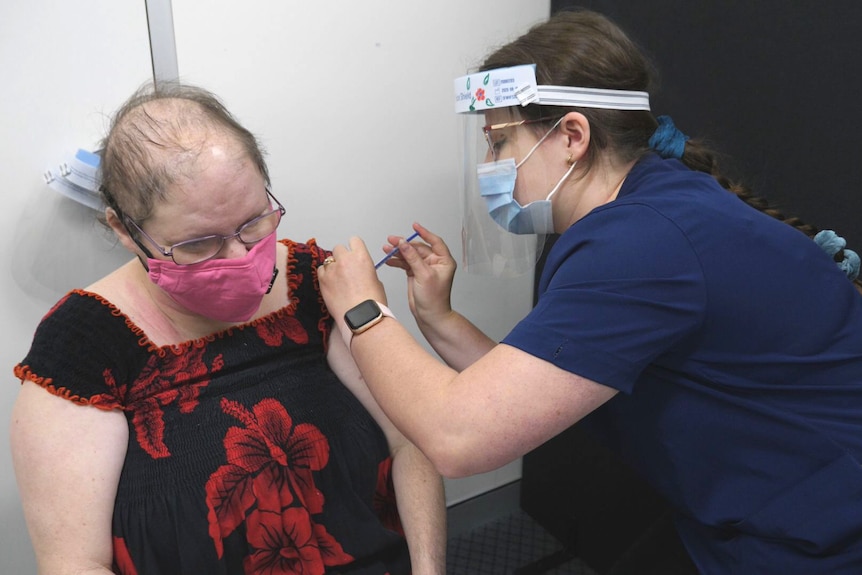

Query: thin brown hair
(98, 82), (269, 224)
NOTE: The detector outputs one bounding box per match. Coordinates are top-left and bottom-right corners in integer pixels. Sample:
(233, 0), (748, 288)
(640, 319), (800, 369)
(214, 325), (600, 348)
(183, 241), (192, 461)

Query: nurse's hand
(318, 237), (388, 335)
(380, 223), (456, 329)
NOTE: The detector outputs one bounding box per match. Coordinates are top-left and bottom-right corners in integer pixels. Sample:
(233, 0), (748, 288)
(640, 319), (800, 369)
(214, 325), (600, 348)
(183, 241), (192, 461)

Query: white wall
(169, 0), (549, 505)
(0, 2), (154, 572)
(168, 0), (549, 290)
(1, 1), (549, 570)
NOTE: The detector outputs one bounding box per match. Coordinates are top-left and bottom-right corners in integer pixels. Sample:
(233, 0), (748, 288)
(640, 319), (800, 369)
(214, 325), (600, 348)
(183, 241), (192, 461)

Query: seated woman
(10, 83), (445, 575)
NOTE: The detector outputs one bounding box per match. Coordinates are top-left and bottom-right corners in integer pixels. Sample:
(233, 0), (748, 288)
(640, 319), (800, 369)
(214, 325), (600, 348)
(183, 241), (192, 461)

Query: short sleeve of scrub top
(503, 201), (707, 394)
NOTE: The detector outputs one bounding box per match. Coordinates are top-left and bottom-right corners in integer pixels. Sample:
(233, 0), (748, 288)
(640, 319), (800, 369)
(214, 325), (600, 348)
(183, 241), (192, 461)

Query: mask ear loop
(545, 158), (578, 202)
(515, 117), (565, 169)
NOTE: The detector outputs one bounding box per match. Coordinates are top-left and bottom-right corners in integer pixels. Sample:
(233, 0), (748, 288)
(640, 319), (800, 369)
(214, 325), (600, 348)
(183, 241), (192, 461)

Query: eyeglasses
(124, 187), (285, 265)
(482, 116), (563, 161)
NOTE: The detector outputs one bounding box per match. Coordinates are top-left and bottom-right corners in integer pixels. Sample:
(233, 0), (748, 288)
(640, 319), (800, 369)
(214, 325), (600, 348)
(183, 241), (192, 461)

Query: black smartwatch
(343, 300), (396, 347)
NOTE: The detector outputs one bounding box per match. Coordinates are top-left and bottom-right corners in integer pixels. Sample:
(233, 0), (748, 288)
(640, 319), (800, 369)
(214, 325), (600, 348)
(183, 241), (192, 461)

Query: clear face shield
(453, 65), (652, 277)
(458, 108), (546, 277)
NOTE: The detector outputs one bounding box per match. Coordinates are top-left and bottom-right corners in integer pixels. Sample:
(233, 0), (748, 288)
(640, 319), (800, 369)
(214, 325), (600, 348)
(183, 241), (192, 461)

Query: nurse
(318, 8), (862, 575)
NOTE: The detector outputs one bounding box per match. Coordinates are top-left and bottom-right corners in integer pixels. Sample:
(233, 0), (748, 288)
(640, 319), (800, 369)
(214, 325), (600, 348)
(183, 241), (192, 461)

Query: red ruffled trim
(70, 289), (224, 359)
(285, 239), (302, 317)
(305, 240), (334, 351)
(15, 238), (332, 411)
(244, 238), (331, 348)
(13, 363), (121, 411)
(69, 239), (327, 356)
(68, 288), (161, 354)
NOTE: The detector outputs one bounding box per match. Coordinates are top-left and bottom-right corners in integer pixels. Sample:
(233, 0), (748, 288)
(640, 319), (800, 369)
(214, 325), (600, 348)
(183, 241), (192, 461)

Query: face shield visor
(453, 64), (651, 277)
(458, 108), (547, 277)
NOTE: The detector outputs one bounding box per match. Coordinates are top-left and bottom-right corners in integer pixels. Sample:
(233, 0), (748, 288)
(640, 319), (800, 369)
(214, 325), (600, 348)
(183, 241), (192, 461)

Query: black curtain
(550, 0), (862, 249)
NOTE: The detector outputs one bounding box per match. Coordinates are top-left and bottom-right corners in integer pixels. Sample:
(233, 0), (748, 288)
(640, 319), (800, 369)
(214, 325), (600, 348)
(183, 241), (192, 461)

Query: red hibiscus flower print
(206, 462), (257, 550)
(256, 244), (309, 348)
(243, 507), (353, 575)
(121, 346), (221, 458)
(206, 398), (335, 560)
(373, 457), (404, 535)
(97, 368), (128, 409)
(312, 521), (354, 569)
(244, 507), (323, 575)
(475, 88), (486, 101)
(256, 316), (309, 347)
(43, 292), (72, 321)
(112, 536), (139, 575)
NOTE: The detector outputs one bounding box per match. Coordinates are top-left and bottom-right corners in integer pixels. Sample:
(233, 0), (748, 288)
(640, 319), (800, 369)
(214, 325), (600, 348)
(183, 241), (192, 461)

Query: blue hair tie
(649, 115), (690, 159)
(814, 230), (861, 281)
(839, 250), (861, 281)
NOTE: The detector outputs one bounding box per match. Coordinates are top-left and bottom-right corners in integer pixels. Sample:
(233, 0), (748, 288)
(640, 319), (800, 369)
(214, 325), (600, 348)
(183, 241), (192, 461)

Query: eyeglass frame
(482, 116), (564, 161)
(123, 186), (285, 265)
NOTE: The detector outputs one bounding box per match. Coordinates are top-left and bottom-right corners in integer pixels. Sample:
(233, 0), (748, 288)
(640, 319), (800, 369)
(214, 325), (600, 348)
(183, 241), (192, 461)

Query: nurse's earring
(566, 153), (575, 165)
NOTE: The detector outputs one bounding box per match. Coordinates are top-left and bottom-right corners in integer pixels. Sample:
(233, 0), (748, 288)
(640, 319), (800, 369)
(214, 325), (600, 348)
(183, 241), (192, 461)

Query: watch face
(345, 300), (382, 331)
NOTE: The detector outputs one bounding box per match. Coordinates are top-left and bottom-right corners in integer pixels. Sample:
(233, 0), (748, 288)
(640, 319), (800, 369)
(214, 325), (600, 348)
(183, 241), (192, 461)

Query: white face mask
(476, 120), (577, 235)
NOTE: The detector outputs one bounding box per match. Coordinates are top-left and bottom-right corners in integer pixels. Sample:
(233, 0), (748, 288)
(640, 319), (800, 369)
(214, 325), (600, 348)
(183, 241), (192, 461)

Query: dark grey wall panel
(552, 1), (861, 249)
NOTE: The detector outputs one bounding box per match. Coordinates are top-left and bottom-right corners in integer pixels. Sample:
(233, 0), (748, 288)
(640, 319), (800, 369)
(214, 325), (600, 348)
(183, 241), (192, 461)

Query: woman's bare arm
(327, 332), (446, 575)
(10, 381), (128, 575)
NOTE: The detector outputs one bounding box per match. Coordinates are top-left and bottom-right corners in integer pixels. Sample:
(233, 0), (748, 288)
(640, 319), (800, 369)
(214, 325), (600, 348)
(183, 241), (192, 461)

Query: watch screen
(345, 300), (381, 330)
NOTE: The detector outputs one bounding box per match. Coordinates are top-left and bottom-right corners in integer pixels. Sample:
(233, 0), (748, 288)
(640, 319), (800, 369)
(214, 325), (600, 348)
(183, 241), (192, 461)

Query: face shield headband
(452, 64), (651, 277)
(454, 64), (651, 113)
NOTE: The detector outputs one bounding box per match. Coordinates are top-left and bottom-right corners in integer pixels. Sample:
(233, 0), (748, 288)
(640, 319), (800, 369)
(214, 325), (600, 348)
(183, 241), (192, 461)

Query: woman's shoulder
(16, 284), (150, 410)
(83, 261), (163, 332)
(39, 288), (123, 326)
(38, 261), (167, 356)
(31, 287), (145, 357)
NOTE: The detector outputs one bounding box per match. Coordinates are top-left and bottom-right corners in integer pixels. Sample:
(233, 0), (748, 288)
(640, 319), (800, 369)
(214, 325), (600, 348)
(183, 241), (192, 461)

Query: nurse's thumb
(398, 238), (424, 271)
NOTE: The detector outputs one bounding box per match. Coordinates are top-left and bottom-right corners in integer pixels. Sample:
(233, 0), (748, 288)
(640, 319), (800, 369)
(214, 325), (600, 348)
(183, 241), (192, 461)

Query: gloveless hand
(318, 237), (388, 329)
(380, 223), (457, 328)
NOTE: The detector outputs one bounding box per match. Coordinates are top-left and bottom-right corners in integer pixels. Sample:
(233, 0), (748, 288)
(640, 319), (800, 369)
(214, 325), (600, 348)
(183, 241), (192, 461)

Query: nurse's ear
(559, 111), (591, 164)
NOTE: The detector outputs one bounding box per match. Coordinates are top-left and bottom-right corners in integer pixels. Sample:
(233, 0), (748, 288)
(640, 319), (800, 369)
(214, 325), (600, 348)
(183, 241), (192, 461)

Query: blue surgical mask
(477, 119), (577, 235)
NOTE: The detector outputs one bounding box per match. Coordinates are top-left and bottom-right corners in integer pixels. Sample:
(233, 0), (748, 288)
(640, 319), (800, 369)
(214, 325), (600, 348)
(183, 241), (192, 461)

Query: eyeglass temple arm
(120, 216), (156, 260)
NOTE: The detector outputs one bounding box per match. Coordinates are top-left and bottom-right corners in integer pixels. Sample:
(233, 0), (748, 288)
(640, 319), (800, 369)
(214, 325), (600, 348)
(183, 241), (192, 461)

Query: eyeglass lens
(483, 130), (497, 161)
(171, 208), (282, 265)
(483, 120), (529, 161)
(483, 117), (563, 161)
(483, 126), (509, 162)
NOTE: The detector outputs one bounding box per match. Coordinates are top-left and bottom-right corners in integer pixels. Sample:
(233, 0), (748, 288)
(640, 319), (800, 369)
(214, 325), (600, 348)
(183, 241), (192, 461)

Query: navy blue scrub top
(505, 154), (862, 573)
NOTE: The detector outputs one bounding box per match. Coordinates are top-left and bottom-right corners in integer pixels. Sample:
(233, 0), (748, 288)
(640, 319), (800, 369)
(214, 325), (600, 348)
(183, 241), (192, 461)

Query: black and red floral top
(15, 239), (408, 575)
